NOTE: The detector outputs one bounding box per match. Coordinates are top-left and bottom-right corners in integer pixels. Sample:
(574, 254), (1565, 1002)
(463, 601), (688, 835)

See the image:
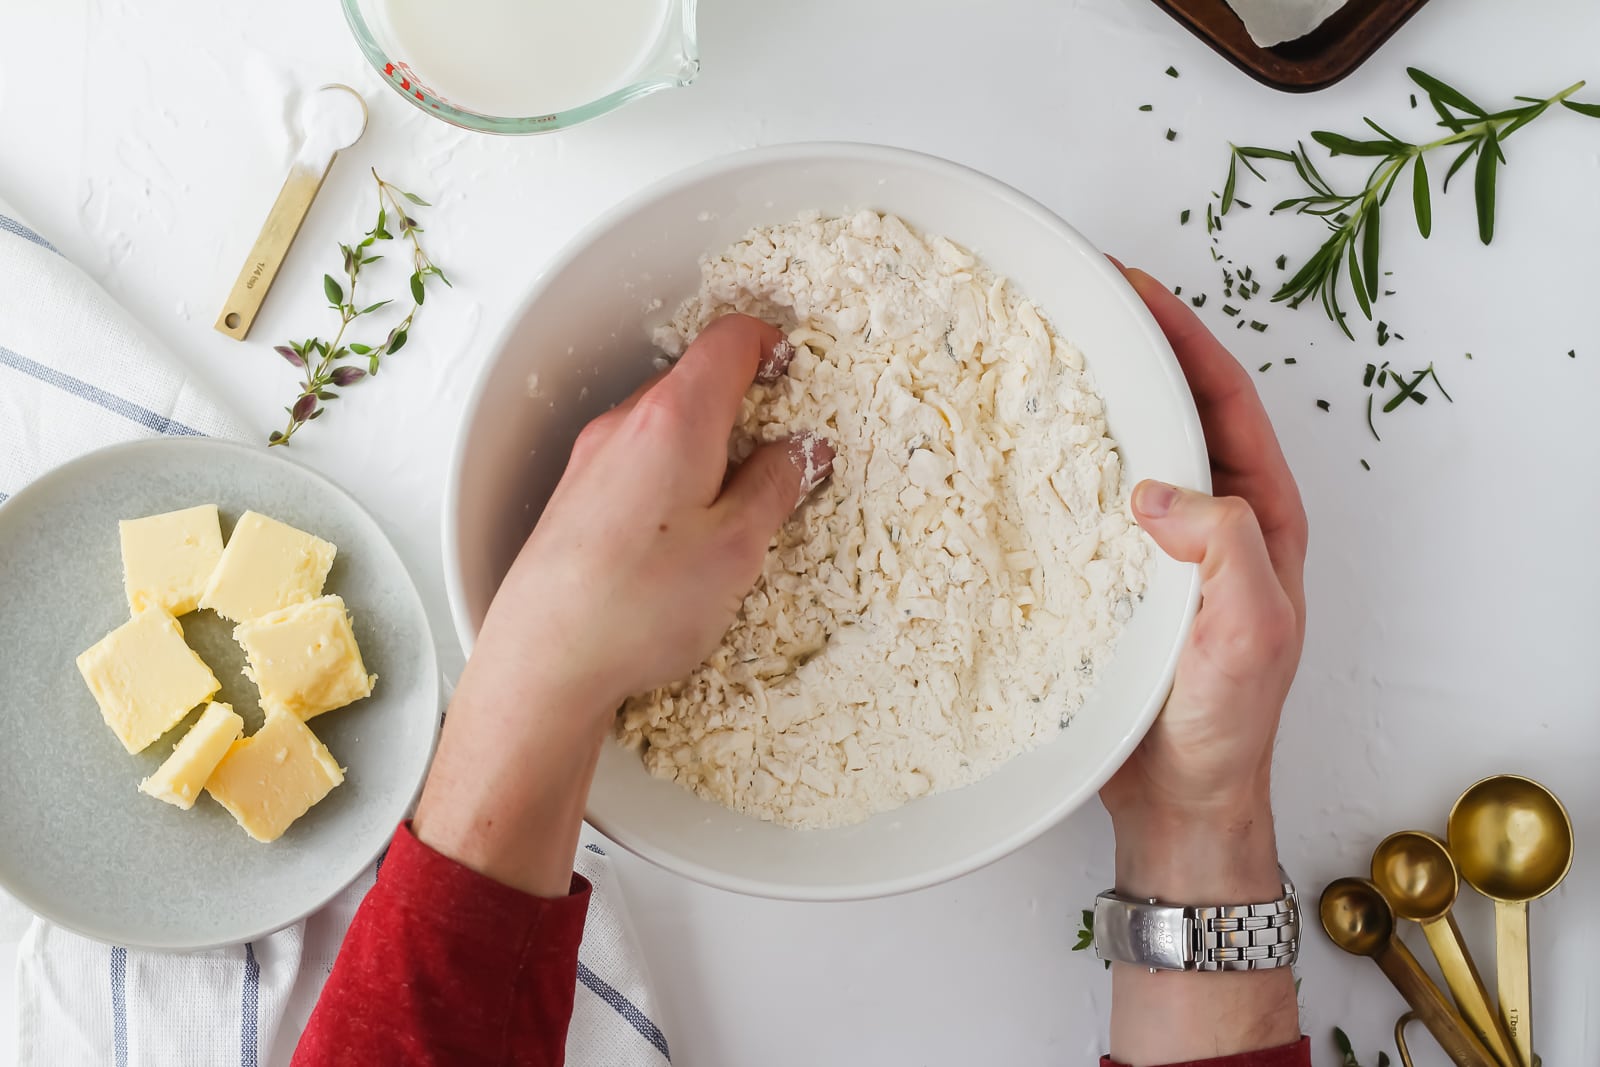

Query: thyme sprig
(1070, 909), (1110, 969)
(1333, 1026), (1390, 1067)
(269, 170), (451, 446)
(1218, 68), (1600, 339)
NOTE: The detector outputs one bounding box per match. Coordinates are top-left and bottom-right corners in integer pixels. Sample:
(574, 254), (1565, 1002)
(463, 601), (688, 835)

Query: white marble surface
(3, 1), (1599, 1064)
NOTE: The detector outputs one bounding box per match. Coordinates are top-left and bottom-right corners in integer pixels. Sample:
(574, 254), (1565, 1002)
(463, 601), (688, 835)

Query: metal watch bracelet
(1091, 868), (1300, 972)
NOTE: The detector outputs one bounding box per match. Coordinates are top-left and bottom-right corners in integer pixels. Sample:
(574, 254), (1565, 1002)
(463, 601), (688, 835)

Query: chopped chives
(1166, 66), (1179, 77)
(1275, 254), (1287, 270)
(1180, 209), (1191, 224)
(1283, 357), (1297, 365)
(1166, 129), (1177, 141)
(1223, 305), (1240, 316)
(1139, 103), (1154, 111)
(1250, 321), (1268, 332)
(1569, 349), (1577, 358)
(1259, 362), (1272, 372)
(1316, 399), (1331, 411)
(1428, 364), (1453, 401)
(1366, 394), (1381, 440)
(1363, 363), (1376, 387)
(1361, 459), (1371, 471)
(1174, 285), (1183, 295)
(1191, 294), (1207, 307)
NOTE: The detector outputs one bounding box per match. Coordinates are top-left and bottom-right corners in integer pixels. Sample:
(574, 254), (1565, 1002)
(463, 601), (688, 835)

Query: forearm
(413, 631), (617, 898)
(1108, 800), (1301, 1066)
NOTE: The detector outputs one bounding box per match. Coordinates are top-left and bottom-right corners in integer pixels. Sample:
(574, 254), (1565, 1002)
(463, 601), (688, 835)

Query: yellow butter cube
(138, 701), (245, 810)
(199, 511), (336, 623)
(234, 595), (375, 720)
(77, 609), (222, 754)
(119, 504), (224, 616)
(205, 711), (344, 842)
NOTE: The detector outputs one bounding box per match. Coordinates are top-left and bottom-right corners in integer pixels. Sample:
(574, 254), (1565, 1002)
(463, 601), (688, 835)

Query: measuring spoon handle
(1373, 938), (1499, 1067)
(1422, 914), (1519, 1067)
(1494, 899), (1533, 1067)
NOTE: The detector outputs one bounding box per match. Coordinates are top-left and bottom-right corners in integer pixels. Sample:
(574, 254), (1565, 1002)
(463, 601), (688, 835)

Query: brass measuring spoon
(1448, 774), (1574, 1067)
(1320, 878), (1498, 1067)
(1371, 831), (1517, 1067)
(215, 84), (369, 340)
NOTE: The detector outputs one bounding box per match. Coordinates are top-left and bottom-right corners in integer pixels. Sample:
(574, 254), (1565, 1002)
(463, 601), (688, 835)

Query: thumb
(716, 432), (836, 537)
(1131, 479), (1294, 664)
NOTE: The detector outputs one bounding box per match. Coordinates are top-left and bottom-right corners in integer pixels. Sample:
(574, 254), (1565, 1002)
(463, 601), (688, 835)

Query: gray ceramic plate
(0, 438), (440, 949)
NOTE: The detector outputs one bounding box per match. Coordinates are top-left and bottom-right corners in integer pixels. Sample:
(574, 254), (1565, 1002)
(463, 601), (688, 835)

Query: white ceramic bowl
(444, 143), (1209, 900)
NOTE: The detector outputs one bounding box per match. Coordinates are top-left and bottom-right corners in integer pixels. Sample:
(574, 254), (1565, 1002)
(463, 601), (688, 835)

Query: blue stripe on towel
(0, 213), (58, 254)
(584, 843), (606, 856)
(576, 960), (671, 1061)
(0, 490), (8, 504)
(240, 942), (260, 1067)
(109, 945), (129, 1067)
(0, 345), (202, 437)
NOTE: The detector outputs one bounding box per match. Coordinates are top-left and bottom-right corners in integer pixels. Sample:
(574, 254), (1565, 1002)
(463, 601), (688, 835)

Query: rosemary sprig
(1219, 68), (1600, 339)
(269, 170), (451, 446)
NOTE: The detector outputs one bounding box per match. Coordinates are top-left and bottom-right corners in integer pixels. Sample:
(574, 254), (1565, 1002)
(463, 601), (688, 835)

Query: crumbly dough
(618, 211), (1151, 829)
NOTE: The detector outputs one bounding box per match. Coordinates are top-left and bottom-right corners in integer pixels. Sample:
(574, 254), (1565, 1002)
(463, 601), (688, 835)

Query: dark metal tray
(1151, 0), (1432, 92)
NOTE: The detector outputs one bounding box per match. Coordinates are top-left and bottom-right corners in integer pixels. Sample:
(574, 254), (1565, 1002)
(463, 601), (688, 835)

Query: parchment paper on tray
(1224, 0), (1350, 47)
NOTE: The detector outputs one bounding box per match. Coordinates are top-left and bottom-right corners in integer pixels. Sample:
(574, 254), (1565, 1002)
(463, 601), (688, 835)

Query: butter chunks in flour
(77, 506), (374, 841)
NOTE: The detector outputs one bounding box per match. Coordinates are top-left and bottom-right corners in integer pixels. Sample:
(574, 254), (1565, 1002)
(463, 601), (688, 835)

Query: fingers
(653, 314), (790, 445)
(1117, 264), (1308, 603)
(1131, 480), (1300, 679)
(714, 433), (836, 549)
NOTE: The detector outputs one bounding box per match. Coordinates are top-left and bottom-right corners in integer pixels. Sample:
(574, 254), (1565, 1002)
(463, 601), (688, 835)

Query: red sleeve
(292, 822), (592, 1067)
(1101, 1037), (1312, 1067)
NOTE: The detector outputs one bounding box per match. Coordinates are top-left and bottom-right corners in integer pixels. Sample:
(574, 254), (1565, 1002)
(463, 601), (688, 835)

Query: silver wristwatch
(1092, 868), (1300, 972)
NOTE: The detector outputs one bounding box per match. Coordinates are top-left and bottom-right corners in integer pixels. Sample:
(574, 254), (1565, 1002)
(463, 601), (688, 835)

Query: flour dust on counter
(377, 0), (672, 116)
(618, 210), (1151, 829)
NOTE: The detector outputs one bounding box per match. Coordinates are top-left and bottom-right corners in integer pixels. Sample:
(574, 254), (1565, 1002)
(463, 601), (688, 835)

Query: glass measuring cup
(340, 0), (699, 135)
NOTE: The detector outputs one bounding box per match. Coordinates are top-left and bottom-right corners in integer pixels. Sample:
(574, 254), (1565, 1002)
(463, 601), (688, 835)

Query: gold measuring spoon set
(1319, 774), (1573, 1067)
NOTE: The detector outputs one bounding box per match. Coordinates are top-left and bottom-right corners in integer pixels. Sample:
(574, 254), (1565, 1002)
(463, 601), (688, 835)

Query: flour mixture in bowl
(617, 210), (1151, 829)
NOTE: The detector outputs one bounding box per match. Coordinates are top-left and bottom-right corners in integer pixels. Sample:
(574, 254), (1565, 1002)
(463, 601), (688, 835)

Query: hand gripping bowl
(444, 143), (1209, 900)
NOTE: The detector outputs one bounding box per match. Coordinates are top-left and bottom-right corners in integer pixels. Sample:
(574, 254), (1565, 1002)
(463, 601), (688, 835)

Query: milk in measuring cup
(379, 0), (672, 116)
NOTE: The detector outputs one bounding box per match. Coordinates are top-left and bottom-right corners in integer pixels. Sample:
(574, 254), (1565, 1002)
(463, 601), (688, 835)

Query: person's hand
(1100, 266), (1307, 1064)
(476, 313), (834, 716)
(414, 314), (832, 897)
(1100, 270), (1308, 843)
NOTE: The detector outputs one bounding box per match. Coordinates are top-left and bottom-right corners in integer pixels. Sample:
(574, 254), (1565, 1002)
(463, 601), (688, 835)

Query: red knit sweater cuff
(1101, 1035), (1312, 1067)
(387, 820), (593, 935)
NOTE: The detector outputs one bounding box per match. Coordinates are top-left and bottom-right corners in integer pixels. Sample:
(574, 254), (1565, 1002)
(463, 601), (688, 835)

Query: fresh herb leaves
(269, 170), (451, 446)
(1333, 1026), (1391, 1067)
(1071, 910), (1110, 968)
(1219, 69), (1599, 339)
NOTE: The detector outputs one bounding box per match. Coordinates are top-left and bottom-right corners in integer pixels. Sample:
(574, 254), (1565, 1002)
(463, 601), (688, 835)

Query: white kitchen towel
(1, 196), (671, 1066)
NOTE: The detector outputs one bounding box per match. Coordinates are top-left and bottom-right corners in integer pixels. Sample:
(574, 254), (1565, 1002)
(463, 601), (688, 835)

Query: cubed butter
(138, 701), (245, 810)
(205, 711), (344, 843)
(234, 595), (375, 720)
(119, 504), (224, 615)
(199, 511), (336, 622)
(76, 609), (222, 754)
